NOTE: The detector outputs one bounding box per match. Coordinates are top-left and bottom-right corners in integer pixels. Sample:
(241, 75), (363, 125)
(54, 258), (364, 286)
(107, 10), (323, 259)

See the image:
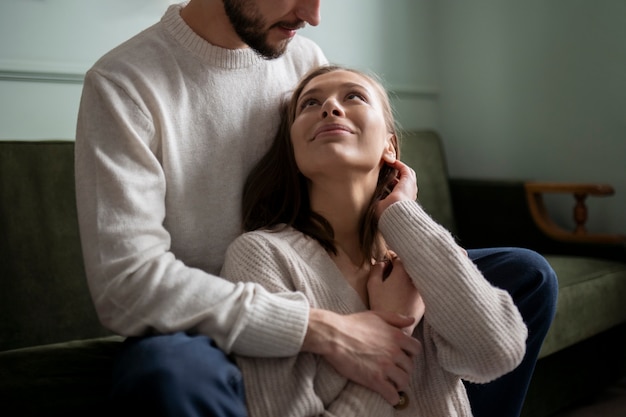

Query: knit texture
(222, 201), (527, 416)
(74, 3), (327, 357)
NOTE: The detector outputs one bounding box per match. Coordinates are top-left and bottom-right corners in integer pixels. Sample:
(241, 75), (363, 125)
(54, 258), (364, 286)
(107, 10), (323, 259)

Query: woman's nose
(321, 100), (344, 118)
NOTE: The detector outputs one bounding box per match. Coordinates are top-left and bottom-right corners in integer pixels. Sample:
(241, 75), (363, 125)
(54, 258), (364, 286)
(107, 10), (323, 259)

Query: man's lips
(274, 22), (304, 39)
(276, 21), (305, 32)
(311, 124), (354, 140)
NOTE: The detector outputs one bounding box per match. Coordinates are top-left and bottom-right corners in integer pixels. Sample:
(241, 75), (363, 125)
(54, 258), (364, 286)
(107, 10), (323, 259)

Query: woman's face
(290, 70), (394, 181)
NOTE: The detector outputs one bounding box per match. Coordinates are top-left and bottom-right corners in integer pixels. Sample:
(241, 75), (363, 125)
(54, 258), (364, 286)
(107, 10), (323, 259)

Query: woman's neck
(309, 175), (374, 255)
(309, 175), (377, 306)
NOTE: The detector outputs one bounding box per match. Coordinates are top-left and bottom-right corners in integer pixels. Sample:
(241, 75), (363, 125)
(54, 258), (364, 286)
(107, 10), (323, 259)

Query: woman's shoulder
(237, 224), (301, 241)
(223, 226), (327, 290)
(229, 225), (316, 255)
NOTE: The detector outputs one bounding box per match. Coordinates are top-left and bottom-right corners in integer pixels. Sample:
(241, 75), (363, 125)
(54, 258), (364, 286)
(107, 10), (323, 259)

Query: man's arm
(75, 69), (310, 357)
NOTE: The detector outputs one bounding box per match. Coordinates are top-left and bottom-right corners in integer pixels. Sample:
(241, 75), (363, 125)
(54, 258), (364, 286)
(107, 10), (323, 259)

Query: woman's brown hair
(242, 65), (400, 263)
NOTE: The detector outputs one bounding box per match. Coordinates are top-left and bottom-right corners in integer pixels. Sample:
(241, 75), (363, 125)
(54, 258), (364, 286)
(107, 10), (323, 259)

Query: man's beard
(223, 0), (290, 60)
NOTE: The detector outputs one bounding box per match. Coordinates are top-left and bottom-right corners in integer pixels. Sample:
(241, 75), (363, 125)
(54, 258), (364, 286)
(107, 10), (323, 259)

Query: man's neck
(180, 0), (248, 49)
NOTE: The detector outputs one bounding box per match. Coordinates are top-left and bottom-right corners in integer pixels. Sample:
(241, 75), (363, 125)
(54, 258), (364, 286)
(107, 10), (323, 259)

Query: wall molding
(0, 71), (441, 100)
(0, 69), (84, 84)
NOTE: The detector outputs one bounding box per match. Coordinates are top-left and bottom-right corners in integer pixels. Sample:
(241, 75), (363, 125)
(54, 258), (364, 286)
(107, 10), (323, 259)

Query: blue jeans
(111, 247), (557, 417)
(111, 333), (247, 417)
(464, 248), (558, 417)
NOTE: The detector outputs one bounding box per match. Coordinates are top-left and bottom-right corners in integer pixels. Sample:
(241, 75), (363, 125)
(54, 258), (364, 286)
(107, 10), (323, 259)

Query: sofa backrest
(400, 130), (457, 234)
(0, 132), (455, 350)
(0, 141), (110, 351)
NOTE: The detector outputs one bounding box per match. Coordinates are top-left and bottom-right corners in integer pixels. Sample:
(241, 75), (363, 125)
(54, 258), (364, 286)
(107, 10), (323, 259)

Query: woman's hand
(375, 158), (418, 219)
(368, 256), (425, 335)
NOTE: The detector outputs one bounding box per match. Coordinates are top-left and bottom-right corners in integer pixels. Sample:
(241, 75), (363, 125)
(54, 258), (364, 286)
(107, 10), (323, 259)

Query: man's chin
(253, 40), (290, 60)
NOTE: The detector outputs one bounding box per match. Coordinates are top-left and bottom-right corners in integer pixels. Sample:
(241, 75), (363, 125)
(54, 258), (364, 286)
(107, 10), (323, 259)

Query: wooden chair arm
(524, 181), (625, 244)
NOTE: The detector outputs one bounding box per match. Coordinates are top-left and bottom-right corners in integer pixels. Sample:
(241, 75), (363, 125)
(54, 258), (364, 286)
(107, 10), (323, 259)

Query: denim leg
(464, 247), (558, 417)
(111, 332), (248, 417)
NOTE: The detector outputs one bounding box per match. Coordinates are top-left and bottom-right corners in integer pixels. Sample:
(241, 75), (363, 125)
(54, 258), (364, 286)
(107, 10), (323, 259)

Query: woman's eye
(300, 98), (319, 109)
(347, 92), (366, 102)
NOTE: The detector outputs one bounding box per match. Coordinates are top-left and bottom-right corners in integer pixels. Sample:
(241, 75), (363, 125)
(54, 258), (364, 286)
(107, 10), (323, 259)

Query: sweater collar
(162, 3), (266, 69)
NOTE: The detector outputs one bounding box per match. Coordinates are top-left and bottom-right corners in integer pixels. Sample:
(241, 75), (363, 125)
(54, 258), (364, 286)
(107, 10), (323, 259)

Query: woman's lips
(312, 124), (354, 140)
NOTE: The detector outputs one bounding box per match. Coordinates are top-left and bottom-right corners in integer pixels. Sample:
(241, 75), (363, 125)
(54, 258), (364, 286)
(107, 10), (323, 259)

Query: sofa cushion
(0, 336), (123, 416)
(539, 255), (626, 358)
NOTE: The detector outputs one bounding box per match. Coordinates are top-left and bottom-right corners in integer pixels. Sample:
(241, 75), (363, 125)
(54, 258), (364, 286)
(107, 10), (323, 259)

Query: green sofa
(1, 132), (625, 416)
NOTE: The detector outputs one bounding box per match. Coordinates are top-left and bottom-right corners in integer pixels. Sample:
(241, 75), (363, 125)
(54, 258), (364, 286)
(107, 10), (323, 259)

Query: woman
(221, 65), (527, 416)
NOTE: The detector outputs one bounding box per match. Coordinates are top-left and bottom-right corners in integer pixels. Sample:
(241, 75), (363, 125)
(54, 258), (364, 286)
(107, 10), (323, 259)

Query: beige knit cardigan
(222, 200), (527, 417)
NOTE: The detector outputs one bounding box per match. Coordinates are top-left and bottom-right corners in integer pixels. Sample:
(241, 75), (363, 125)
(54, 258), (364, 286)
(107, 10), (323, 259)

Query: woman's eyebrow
(298, 87), (322, 103)
(298, 82), (370, 103)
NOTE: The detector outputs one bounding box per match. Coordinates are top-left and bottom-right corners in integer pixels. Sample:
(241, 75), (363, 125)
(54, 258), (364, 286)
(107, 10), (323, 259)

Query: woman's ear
(382, 136), (397, 164)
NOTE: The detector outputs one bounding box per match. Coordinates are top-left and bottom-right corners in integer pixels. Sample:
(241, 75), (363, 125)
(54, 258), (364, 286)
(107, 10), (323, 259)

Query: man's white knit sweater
(74, 4), (326, 357)
(222, 201), (528, 416)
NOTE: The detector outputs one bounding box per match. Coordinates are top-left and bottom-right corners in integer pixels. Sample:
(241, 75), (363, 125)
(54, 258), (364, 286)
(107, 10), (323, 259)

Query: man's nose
(295, 0), (321, 27)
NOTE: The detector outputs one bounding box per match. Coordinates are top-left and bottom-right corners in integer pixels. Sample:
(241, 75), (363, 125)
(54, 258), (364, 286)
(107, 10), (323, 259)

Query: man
(75, 1), (558, 416)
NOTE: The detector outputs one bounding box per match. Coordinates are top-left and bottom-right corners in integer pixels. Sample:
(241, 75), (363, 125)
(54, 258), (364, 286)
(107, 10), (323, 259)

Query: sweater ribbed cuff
(230, 290), (310, 358)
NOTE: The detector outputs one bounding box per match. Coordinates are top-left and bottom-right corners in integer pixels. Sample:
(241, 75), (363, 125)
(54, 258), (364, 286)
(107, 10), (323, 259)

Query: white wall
(301, 0), (439, 132)
(0, 0), (438, 140)
(0, 0), (177, 139)
(436, 1), (626, 234)
(1, 0), (623, 234)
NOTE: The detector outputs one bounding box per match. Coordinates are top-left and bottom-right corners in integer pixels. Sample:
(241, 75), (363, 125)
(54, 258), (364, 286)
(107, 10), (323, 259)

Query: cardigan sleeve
(379, 201), (528, 383)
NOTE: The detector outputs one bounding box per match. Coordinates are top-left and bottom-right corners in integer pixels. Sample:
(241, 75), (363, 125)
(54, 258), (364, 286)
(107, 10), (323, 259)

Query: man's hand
(368, 258), (425, 335)
(302, 308), (422, 405)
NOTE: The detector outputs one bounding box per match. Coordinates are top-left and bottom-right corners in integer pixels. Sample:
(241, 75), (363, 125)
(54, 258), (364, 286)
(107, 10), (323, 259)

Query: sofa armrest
(525, 182), (625, 245)
(449, 178), (626, 262)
